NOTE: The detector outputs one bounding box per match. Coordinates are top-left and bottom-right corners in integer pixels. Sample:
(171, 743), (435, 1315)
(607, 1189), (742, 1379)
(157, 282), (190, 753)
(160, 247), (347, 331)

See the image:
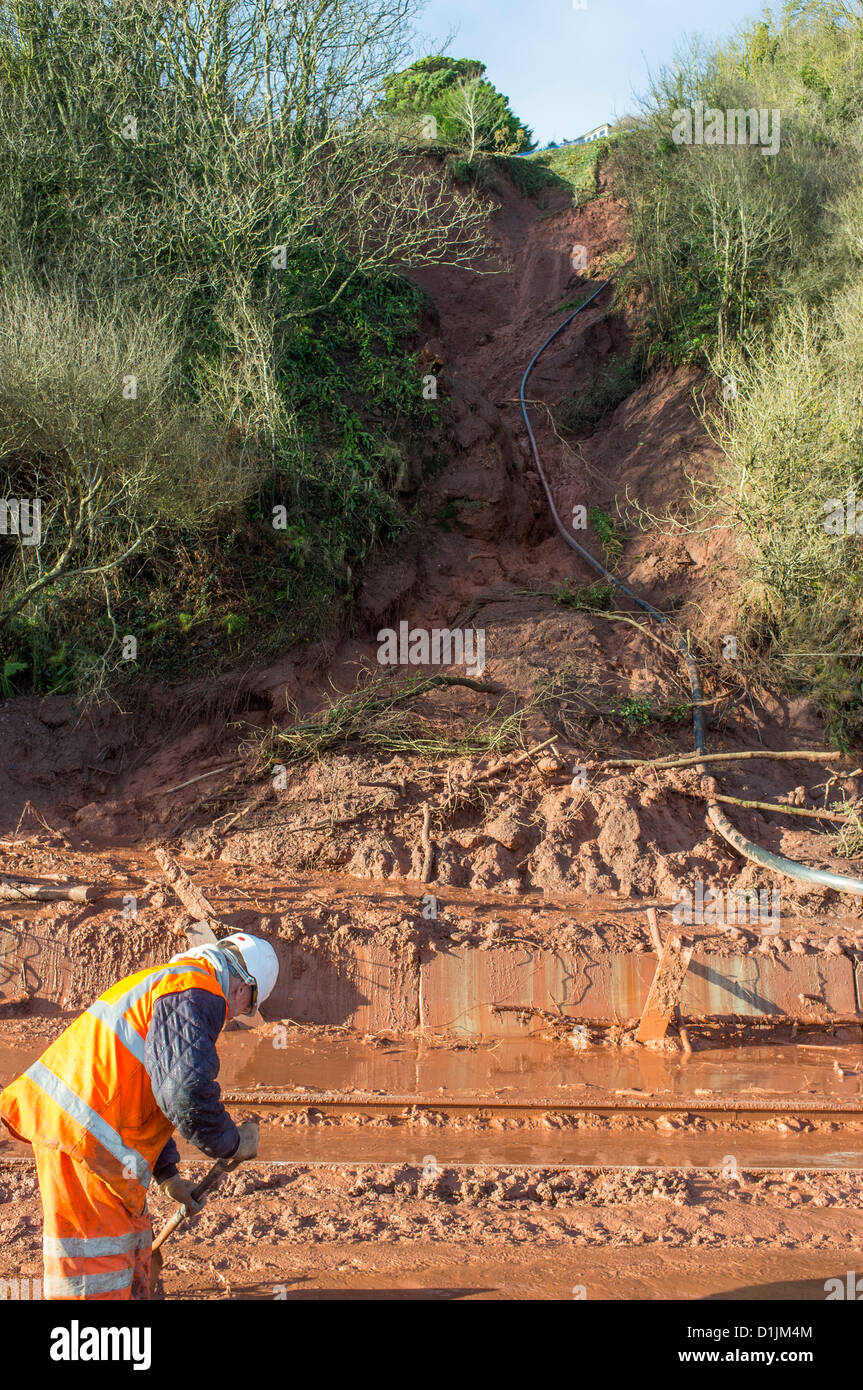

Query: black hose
(519, 280), (863, 898)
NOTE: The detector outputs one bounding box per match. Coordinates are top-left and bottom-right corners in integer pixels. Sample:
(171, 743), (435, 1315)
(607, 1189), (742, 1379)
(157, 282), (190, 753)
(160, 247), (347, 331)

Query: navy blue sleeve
(152, 1137), (180, 1182)
(145, 988), (240, 1162)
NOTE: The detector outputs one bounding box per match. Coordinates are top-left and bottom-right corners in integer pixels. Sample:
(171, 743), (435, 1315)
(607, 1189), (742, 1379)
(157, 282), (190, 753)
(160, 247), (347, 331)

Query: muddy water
(218, 1032), (863, 1102)
(219, 1033), (863, 1168)
(1, 1120), (860, 1168)
(3, 1029), (863, 1169)
(3, 1125), (859, 1168)
(3, 1029), (863, 1103)
(202, 1124), (863, 1169)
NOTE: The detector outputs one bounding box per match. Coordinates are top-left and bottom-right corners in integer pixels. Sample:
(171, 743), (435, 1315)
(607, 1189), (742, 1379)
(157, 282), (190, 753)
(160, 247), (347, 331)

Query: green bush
(616, 11), (863, 365)
(612, 4), (863, 736)
(708, 287), (863, 742)
(0, 0), (483, 695)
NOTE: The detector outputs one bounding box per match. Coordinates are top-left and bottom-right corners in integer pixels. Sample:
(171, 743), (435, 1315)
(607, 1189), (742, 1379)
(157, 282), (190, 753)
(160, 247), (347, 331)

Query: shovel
(149, 1154), (241, 1295)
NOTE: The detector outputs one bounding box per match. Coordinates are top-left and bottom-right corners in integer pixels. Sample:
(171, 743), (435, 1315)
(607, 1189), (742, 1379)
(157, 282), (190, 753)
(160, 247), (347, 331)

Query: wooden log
(153, 847), (221, 923)
(420, 804), (435, 883)
(0, 878), (103, 903)
(155, 849), (262, 1024)
(635, 931), (694, 1044)
(645, 907), (692, 1054)
(182, 917), (219, 947)
(645, 906), (663, 955)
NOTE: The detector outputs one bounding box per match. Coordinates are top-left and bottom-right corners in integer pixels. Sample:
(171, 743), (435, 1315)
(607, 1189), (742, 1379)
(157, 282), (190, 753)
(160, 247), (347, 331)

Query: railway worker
(0, 932), (279, 1300)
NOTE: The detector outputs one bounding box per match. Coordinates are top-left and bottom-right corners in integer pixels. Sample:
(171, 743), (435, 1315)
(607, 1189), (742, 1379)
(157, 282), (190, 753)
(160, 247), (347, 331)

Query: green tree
(378, 55), (533, 152)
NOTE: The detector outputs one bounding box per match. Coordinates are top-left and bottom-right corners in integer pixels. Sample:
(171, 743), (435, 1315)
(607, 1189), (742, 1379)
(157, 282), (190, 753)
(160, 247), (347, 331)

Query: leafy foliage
(378, 56), (533, 153)
(0, 0), (485, 695)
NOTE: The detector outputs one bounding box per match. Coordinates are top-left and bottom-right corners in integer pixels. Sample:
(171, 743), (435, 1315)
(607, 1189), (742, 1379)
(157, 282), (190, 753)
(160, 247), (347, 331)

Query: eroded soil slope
(2, 166), (859, 923)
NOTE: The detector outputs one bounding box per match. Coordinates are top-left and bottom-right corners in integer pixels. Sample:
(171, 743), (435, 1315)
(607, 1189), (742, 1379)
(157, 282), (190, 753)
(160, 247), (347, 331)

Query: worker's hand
(159, 1174), (204, 1215)
(232, 1119), (259, 1162)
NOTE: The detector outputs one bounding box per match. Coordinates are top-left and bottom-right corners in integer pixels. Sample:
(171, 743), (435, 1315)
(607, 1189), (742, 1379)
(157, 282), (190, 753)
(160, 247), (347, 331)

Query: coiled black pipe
(519, 279), (863, 897)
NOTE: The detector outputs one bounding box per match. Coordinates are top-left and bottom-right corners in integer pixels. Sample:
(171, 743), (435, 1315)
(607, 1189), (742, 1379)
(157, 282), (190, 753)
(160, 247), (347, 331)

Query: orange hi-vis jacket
(0, 957), (228, 1216)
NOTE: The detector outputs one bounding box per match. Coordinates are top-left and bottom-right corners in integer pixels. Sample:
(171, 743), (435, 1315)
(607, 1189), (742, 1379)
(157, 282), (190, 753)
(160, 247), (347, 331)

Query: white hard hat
(220, 933), (280, 1008)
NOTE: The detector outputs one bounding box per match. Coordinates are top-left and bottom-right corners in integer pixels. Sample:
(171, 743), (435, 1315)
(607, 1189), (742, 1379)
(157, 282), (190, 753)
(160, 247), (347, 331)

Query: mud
(4, 1156), (863, 1299)
(5, 855), (863, 1035)
(2, 175), (863, 1299)
(2, 174), (861, 913)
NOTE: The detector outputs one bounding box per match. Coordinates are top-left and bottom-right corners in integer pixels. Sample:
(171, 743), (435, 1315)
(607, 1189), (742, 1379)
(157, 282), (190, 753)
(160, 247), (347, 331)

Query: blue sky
(413, 0), (771, 146)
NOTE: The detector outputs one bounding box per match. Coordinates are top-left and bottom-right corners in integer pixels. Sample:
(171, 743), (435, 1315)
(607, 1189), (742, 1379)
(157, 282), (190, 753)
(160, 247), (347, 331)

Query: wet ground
(159, 1246), (863, 1301)
(4, 1028), (863, 1168)
(7, 1023), (863, 1098)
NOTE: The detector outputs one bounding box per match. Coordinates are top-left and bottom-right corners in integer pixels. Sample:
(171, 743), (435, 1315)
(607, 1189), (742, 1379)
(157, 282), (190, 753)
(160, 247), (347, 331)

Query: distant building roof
(514, 123), (615, 158)
(570, 123), (611, 145)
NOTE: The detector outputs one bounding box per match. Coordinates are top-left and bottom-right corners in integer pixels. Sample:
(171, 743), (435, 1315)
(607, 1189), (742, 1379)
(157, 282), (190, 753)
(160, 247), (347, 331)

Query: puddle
(214, 1032), (863, 1103)
(4, 1031), (863, 1104)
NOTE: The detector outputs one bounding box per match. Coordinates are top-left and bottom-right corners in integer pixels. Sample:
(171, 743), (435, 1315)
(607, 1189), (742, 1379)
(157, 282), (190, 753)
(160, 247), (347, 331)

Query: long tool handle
(151, 1156), (236, 1254)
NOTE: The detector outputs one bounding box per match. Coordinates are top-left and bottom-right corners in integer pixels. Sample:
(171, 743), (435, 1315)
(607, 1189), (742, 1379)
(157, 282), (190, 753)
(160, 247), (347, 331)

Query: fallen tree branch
(0, 878), (104, 903)
(599, 749), (842, 771)
(283, 673), (498, 736)
(677, 787), (858, 823)
(271, 673), (503, 762)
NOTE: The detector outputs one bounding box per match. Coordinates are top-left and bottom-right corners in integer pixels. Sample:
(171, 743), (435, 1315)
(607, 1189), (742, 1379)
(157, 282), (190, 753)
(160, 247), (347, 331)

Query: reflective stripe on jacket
(0, 959), (227, 1214)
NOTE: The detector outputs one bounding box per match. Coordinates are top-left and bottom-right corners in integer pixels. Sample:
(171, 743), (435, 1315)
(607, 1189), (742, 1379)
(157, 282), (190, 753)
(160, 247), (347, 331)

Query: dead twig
(479, 736), (558, 780)
(600, 749), (842, 771)
(420, 804), (435, 883)
(676, 787), (858, 823)
(160, 764), (240, 797)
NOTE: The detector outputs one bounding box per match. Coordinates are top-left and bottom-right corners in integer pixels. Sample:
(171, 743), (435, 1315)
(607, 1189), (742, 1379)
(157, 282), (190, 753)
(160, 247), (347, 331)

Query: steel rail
(221, 1090), (863, 1118)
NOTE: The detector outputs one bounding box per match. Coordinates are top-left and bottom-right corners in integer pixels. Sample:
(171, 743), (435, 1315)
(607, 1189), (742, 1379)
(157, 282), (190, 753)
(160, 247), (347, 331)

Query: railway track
(4, 1090), (863, 1170)
(197, 1090), (863, 1168)
(221, 1089), (863, 1121)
